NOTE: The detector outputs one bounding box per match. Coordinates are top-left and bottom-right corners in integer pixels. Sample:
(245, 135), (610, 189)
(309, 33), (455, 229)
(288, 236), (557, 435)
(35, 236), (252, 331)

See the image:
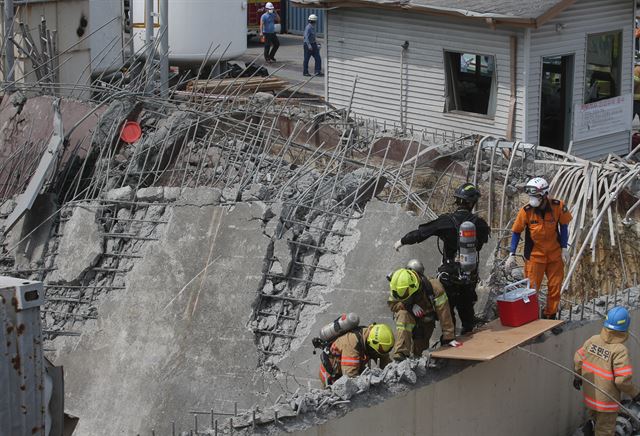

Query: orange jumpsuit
(512, 198), (572, 317)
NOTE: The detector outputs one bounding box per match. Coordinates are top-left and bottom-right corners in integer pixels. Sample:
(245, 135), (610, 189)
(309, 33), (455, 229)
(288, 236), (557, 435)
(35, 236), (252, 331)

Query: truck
(247, 0), (282, 39)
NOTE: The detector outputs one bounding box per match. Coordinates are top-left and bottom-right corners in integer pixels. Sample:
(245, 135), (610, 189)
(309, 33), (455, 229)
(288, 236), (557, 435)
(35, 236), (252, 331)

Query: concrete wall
(277, 200), (448, 388)
(292, 313), (640, 436)
(48, 198), (451, 435)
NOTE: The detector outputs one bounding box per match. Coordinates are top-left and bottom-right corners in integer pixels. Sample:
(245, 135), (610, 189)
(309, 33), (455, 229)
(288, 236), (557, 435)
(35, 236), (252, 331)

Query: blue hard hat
(604, 306), (631, 332)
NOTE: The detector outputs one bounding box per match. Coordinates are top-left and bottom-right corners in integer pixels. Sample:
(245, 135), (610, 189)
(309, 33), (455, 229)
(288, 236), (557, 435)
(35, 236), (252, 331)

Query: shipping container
(285, 2), (324, 36)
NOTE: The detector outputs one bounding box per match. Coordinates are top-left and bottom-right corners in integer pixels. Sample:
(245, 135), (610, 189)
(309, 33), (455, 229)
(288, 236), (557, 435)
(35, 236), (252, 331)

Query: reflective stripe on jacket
(574, 328), (640, 412)
(387, 276), (455, 340)
(319, 326), (390, 387)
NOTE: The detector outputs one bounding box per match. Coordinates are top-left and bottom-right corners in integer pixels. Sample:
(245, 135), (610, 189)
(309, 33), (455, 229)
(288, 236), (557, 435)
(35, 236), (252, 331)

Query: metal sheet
(326, 8), (519, 138)
(0, 277), (46, 435)
(3, 99), (63, 234)
(286, 3), (325, 36)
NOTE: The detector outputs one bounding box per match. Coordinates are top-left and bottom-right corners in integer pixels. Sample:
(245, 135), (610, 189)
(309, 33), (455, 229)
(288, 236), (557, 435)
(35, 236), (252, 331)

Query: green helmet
(389, 268), (420, 301)
(367, 323), (395, 354)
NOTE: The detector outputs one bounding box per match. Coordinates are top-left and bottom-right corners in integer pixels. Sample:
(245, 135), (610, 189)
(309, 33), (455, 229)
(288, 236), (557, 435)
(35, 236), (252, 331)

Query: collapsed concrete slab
(53, 203), (273, 435)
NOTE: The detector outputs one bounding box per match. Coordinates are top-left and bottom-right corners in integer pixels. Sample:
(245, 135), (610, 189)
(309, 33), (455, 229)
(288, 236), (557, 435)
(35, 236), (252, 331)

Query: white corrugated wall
(526, 0), (634, 159)
(326, 9), (526, 138)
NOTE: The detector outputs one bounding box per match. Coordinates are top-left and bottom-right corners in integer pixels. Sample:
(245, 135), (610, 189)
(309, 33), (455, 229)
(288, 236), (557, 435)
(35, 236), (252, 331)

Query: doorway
(539, 55), (574, 150)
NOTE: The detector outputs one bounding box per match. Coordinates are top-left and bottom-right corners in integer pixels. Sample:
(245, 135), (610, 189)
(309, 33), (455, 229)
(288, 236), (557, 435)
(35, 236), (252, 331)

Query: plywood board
(430, 319), (564, 361)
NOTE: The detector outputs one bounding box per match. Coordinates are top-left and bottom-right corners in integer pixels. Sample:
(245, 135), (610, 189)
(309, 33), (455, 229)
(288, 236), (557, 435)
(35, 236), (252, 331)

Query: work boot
(551, 325), (563, 335)
(303, 72), (311, 77)
(581, 419), (594, 436)
(543, 313), (563, 335)
(460, 324), (475, 335)
(315, 72), (324, 77)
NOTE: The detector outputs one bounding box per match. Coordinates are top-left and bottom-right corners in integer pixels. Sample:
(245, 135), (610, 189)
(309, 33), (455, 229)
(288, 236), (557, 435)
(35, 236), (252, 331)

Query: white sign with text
(573, 94), (632, 142)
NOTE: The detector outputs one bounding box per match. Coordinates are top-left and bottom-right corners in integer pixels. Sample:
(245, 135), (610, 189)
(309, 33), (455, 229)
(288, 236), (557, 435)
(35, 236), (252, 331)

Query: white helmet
(524, 177), (550, 197)
(308, 14), (318, 21)
(265, 2), (274, 9)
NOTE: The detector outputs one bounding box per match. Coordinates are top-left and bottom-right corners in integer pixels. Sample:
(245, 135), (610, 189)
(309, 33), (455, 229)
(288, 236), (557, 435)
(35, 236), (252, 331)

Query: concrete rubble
(46, 204), (102, 284)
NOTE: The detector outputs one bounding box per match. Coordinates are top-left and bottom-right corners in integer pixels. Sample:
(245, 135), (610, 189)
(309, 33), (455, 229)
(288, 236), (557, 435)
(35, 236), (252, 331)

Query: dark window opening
(585, 31), (622, 103)
(444, 51), (496, 116)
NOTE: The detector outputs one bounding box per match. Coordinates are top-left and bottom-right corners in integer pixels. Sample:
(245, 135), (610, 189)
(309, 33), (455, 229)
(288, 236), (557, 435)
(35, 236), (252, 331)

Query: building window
(444, 51), (497, 116)
(584, 31), (622, 103)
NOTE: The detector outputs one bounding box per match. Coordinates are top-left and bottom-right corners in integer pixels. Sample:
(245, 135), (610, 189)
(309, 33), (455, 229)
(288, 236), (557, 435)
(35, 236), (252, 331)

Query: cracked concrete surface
(47, 204), (102, 284)
(54, 203), (273, 435)
(45, 197), (455, 436)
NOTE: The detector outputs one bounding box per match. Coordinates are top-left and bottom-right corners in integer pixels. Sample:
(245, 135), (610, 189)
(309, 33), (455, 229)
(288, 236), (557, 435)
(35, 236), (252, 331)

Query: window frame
(583, 29), (623, 104)
(442, 49), (498, 119)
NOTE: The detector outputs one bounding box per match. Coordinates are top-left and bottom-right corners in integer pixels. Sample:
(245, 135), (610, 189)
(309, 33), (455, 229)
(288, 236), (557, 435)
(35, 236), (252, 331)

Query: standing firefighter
(505, 177), (572, 320)
(574, 307), (640, 436)
(315, 321), (394, 387)
(387, 263), (459, 362)
(394, 183), (490, 334)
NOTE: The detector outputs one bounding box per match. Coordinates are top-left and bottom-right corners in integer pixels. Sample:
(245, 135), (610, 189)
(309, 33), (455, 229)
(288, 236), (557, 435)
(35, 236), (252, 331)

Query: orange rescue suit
(512, 198), (572, 317)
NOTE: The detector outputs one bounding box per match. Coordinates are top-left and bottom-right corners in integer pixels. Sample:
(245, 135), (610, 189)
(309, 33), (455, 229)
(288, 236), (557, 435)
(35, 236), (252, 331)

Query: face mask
(528, 196), (542, 208)
(268, 9), (273, 13)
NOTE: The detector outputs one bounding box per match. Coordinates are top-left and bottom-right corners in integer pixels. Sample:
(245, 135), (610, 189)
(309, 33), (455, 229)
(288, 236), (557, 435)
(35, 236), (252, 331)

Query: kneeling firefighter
(313, 314), (394, 387)
(574, 306), (640, 436)
(388, 261), (459, 362)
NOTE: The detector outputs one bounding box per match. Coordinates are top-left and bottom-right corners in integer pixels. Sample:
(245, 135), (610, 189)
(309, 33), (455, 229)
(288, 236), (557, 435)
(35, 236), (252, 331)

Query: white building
(293, 0), (636, 159)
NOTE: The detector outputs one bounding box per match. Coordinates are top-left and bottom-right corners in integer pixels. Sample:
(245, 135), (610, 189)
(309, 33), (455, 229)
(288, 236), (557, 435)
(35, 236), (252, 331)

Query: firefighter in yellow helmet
(388, 263), (458, 361)
(318, 323), (394, 387)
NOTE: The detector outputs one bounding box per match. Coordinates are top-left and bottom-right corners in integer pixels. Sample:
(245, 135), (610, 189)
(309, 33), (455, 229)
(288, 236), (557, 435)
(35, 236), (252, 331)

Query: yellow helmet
(367, 323), (395, 354)
(389, 268), (420, 301)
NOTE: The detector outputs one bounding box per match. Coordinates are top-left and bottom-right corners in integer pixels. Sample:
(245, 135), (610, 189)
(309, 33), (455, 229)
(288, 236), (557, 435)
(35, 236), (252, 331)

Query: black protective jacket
(400, 209), (490, 263)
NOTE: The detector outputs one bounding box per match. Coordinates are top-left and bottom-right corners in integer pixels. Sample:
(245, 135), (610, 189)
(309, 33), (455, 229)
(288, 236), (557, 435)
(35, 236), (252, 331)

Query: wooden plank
(430, 319), (564, 361)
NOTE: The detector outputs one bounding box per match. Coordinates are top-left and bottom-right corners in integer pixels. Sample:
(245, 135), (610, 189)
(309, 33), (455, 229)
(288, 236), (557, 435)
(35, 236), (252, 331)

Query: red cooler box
(496, 279), (539, 327)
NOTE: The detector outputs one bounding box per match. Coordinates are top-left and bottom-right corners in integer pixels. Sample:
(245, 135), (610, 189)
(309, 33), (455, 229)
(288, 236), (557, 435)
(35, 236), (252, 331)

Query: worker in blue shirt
(303, 14), (323, 77)
(260, 2), (280, 63)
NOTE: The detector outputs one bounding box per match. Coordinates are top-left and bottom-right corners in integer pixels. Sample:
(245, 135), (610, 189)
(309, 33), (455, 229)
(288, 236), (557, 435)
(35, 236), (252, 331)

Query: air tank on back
(131, 0), (247, 67)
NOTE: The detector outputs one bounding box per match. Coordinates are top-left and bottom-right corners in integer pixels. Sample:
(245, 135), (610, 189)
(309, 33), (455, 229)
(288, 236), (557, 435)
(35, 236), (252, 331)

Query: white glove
(562, 248), (570, 264)
(412, 304), (425, 318)
(504, 254), (517, 271)
(448, 340), (462, 348)
(393, 240), (403, 251)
